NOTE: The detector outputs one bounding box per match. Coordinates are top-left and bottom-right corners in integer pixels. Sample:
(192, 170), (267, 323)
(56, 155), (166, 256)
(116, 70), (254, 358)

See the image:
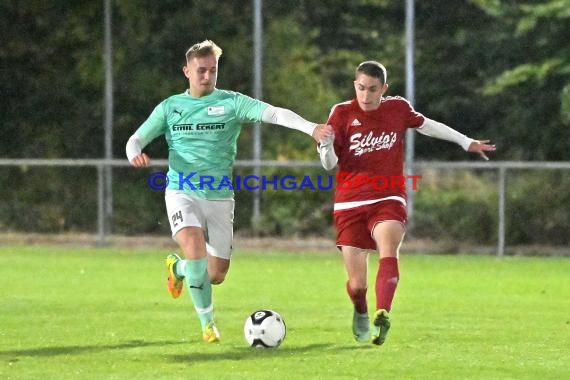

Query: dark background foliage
(1, 0), (569, 247)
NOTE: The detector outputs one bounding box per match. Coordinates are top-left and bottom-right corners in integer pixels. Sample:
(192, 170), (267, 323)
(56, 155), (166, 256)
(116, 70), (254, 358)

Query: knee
(209, 270), (227, 285)
(208, 255), (230, 285)
(348, 280), (367, 294)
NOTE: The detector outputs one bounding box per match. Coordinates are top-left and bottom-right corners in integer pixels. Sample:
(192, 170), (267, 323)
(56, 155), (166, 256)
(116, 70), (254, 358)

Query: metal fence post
(405, 0), (416, 225)
(103, 0), (114, 239)
(252, 0), (263, 229)
(497, 166), (506, 256)
(97, 164), (106, 245)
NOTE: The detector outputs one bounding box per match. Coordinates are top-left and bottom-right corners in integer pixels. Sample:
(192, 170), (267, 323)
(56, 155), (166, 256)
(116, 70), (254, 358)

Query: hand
(468, 140), (496, 161)
(130, 153), (151, 168)
(319, 132), (335, 147)
(312, 124), (334, 143)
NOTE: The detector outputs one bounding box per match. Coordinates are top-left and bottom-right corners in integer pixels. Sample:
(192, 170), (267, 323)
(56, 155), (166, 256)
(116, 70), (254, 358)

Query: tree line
(1, 0), (569, 246)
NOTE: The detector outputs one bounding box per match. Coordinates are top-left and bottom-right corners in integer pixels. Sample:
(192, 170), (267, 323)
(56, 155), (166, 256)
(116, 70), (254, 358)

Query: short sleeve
(327, 105), (346, 156)
(234, 93), (270, 123)
(136, 102), (168, 142)
(402, 99), (425, 129)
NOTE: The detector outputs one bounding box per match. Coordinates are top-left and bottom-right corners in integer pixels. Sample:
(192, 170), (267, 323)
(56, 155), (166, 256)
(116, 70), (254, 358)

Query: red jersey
(328, 96), (425, 204)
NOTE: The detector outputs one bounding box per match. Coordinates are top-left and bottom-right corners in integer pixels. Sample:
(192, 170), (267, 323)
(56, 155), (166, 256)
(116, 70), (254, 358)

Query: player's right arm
(126, 134), (151, 167)
(318, 132), (337, 170)
(126, 102), (168, 167)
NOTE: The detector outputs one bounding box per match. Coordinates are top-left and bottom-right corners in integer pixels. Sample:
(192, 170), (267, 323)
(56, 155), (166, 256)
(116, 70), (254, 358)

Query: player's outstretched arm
(261, 106), (332, 142)
(416, 118), (473, 150)
(416, 118), (496, 160)
(467, 140), (496, 161)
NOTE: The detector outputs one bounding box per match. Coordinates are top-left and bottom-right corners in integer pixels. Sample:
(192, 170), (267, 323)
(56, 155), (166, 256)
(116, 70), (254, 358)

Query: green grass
(0, 246), (568, 379)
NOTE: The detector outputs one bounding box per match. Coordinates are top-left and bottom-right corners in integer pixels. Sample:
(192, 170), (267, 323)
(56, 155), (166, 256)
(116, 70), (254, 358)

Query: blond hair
(185, 40), (223, 61)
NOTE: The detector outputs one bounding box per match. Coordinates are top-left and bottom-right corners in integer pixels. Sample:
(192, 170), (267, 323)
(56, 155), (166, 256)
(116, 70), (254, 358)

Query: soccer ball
(244, 309), (286, 348)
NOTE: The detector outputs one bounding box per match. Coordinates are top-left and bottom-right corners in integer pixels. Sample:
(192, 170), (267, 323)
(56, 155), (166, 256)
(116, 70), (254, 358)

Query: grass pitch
(0, 245), (568, 379)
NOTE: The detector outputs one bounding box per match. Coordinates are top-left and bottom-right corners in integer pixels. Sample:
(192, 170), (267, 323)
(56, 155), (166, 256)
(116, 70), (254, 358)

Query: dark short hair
(356, 61), (387, 84)
(185, 40), (223, 62)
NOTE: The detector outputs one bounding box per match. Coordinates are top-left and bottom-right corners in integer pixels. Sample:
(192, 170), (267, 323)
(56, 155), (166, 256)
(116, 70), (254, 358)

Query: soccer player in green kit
(125, 40), (332, 343)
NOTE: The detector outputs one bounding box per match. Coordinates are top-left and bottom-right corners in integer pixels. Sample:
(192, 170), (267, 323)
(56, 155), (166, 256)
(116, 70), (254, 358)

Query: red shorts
(334, 200), (407, 250)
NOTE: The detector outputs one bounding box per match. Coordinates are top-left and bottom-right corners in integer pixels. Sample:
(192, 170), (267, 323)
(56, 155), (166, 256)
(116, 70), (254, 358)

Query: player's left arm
(261, 106), (332, 142)
(235, 93), (332, 142)
(416, 118), (496, 160)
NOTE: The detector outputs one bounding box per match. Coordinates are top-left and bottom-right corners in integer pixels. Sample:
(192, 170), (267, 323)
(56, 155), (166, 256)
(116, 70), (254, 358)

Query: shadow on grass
(1, 341), (377, 364)
(167, 342), (375, 364)
(0, 339), (183, 359)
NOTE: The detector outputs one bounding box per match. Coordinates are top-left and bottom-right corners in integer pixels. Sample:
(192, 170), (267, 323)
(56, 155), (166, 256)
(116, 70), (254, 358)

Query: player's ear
(381, 83), (389, 95)
(182, 65), (190, 79)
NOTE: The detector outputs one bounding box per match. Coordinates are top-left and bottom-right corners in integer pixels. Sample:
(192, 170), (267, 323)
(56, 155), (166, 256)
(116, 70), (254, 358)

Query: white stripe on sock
(177, 260), (187, 277)
(195, 304), (213, 314)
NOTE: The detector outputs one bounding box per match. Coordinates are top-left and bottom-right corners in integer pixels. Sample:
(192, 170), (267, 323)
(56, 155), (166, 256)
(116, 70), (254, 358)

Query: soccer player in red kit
(318, 61), (496, 345)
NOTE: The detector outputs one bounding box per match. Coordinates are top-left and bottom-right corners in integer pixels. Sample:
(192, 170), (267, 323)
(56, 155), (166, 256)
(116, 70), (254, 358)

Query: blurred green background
(1, 1), (569, 251)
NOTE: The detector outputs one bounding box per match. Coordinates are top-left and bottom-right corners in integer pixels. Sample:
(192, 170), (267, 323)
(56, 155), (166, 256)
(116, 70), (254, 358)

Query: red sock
(375, 257), (399, 312)
(346, 281), (368, 314)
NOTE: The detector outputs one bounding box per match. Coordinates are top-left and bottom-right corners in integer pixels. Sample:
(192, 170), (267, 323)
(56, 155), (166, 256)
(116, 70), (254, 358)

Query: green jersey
(136, 89), (269, 199)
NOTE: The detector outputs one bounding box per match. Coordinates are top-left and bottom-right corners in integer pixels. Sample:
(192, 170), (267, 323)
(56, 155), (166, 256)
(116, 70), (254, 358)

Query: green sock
(184, 257), (214, 330)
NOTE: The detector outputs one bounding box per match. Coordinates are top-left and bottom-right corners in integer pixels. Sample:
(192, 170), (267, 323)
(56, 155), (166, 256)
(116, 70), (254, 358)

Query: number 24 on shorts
(171, 210), (183, 227)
